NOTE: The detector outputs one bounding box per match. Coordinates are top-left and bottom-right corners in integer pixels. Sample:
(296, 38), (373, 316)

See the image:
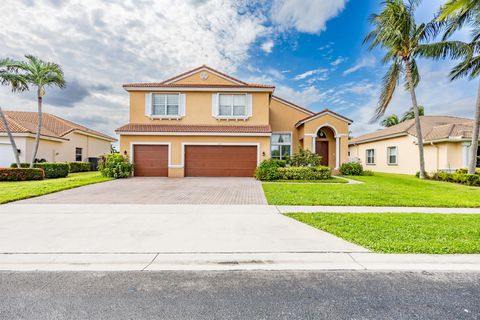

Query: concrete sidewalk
(1, 252), (479, 271)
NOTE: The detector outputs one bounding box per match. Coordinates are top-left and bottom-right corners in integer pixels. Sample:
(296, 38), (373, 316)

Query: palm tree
(2, 55), (65, 167)
(0, 58), (29, 168)
(364, 0), (438, 178)
(381, 114), (400, 127)
(435, 0), (480, 173)
(401, 105), (425, 121)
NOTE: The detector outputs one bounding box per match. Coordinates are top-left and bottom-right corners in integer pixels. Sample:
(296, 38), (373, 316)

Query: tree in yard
(0, 58), (29, 168)
(401, 105), (425, 121)
(381, 114), (401, 127)
(364, 0), (440, 178)
(426, 0), (480, 173)
(2, 55), (65, 167)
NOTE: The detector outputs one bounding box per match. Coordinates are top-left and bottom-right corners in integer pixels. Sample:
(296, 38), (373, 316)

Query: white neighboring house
(0, 111), (116, 168)
(348, 116), (480, 174)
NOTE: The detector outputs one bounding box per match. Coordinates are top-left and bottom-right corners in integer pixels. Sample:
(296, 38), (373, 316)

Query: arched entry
(312, 124), (340, 169)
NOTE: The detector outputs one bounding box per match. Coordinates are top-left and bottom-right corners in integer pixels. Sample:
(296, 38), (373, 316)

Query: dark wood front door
(133, 145), (168, 176)
(185, 145), (257, 177)
(315, 141), (329, 166)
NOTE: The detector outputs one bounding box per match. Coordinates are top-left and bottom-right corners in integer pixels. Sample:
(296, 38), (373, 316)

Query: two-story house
(116, 65), (352, 177)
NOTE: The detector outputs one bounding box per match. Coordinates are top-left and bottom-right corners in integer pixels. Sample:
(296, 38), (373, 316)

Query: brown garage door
(185, 145), (257, 177)
(133, 145), (168, 176)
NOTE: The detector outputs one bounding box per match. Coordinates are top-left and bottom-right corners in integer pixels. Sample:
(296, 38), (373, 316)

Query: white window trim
(271, 132), (292, 159)
(387, 146), (398, 165)
(216, 93), (248, 119)
(150, 92), (184, 119)
(129, 143), (173, 173)
(366, 148), (376, 165)
(180, 142), (261, 168)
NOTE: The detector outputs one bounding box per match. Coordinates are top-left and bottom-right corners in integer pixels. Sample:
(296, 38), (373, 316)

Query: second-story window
(152, 93), (179, 116)
(219, 94), (246, 117)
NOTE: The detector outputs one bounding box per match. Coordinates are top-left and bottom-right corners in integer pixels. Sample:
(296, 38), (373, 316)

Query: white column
(311, 135), (316, 153)
(335, 136), (340, 169)
(462, 142), (471, 168)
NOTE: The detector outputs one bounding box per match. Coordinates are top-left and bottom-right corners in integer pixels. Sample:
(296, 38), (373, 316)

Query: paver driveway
(16, 177), (267, 205)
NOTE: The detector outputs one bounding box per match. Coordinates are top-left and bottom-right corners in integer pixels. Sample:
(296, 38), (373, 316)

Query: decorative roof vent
(200, 71), (209, 80)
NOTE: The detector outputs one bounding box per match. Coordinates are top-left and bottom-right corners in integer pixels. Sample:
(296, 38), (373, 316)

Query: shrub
(255, 159), (283, 181)
(0, 168), (44, 181)
(363, 170), (374, 176)
(98, 153), (133, 178)
(277, 166), (331, 180)
(68, 162), (91, 173)
(11, 162), (69, 179)
(286, 148), (322, 167)
(339, 162), (364, 176)
(429, 170), (480, 187)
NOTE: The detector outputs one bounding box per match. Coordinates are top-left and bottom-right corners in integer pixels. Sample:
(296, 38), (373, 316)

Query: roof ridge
(272, 95), (314, 115)
(160, 65), (248, 85)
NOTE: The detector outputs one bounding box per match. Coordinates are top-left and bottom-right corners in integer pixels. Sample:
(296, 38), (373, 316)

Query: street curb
(1, 253), (479, 272)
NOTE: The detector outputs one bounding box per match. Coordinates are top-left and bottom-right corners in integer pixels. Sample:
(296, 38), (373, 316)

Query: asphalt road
(1, 271), (479, 320)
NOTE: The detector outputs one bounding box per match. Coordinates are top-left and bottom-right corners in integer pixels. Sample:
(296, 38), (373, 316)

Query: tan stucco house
(0, 111), (116, 167)
(349, 116), (480, 174)
(116, 65), (352, 177)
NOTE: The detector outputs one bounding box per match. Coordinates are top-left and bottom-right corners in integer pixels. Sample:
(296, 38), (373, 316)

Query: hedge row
(68, 162), (91, 173)
(0, 168), (44, 181)
(255, 159), (331, 181)
(430, 170), (480, 187)
(11, 162), (69, 179)
(277, 166), (331, 180)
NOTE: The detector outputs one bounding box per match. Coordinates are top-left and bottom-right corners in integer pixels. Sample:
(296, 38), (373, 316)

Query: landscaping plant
(339, 162), (364, 176)
(68, 162), (92, 173)
(0, 168), (44, 181)
(286, 148), (322, 167)
(98, 153), (133, 178)
(11, 162), (69, 179)
(254, 159), (285, 181)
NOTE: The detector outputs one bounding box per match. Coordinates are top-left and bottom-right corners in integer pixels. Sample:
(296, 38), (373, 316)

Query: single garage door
(133, 145), (168, 176)
(185, 145), (257, 177)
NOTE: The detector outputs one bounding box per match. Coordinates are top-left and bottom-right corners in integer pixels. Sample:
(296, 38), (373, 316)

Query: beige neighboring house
(0, 111), (116, 167)
(349, 116), (480, 174)
(116, 65), (352, 177)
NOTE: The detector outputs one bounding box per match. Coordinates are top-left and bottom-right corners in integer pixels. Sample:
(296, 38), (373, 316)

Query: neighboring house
(116, 65), (352, 177)
(349, 116), (480, 174)
(0, 111), (116, 167)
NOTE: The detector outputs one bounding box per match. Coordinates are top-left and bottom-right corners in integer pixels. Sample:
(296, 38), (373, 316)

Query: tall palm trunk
(468, 79), (480, 174)
(405, 60), (427, 178)
(0, 106), (21, 168)
(30, 88), (42, 168)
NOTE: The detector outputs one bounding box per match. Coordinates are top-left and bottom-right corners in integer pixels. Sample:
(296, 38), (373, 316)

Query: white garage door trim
(129, 142), (173, 167)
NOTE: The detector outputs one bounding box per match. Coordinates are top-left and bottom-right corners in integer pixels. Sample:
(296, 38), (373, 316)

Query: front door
(315, 141), (329, 166)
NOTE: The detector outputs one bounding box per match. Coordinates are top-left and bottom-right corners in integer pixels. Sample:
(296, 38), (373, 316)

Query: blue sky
(0, 0), (477, 136)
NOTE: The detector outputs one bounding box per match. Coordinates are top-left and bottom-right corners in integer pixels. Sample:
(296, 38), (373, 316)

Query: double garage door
(133, 145), (257, 177)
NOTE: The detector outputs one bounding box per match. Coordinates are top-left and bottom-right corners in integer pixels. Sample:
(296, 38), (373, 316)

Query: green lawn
(264, 177), (347, 184)
(0, 172), (112, 204)
(287, 212), (480, 254)
(263, 172), (480, 207)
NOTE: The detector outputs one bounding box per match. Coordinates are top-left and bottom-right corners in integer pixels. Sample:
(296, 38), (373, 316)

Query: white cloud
(294, 68), (329, 81)
(275, 85), (323, 107)
(270, 0), (347, 33)
(261, 39), (274, 53)
(343, 56), (376, 75)
(330, 57), (345, 66)
(0, 0), (269, 135)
